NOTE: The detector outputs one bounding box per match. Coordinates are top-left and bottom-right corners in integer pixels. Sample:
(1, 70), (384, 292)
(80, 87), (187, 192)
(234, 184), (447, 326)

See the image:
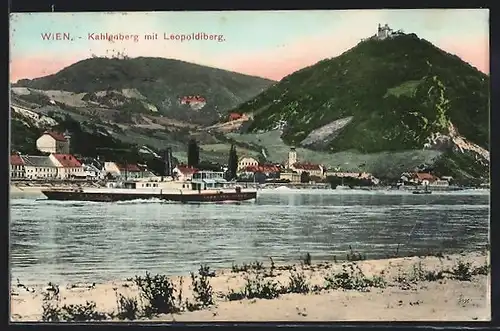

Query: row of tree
(187, 139), (238, 180)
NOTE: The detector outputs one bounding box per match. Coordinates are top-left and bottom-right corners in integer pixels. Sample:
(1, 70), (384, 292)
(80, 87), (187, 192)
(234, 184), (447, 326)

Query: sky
(9, 9), (489, 82)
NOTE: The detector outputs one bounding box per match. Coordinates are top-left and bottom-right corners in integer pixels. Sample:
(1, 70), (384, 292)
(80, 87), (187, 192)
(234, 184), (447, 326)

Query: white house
(49, 154), (85, 179)
(36, 131), (71, 154)
(104, 161), (144, 179)
(82, 163), (104, 179)
(10, 154), (26, 179)
(280, 171), (301, 183)
(20, 155), (58, 179)
(237, 156), (259, 171)
(290, 163), (324, 178)
(173, 165), (198, 181)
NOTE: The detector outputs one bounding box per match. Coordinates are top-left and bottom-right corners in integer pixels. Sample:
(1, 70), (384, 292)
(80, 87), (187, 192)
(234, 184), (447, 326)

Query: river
(9, 189), (490, 285)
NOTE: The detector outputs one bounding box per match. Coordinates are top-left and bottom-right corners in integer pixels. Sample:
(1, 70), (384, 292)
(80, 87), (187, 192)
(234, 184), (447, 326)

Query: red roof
(292, 162), (322, 171)
(415, 172), (436, 181)
(116, 163), (141, 172)
(52, 154), (82, 168)
(10, 154), (25, 166)
(229, 113), (242, 121)
(244, 165), (280, 173)
(43, 131), (67, 142)
(180, 95), (206, 103)
(175, 165), (198, 175)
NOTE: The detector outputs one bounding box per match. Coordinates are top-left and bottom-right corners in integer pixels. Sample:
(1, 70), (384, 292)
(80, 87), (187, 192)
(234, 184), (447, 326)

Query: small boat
(412, 185), (432, 195)
(336, 185), (351, 190)
(336, 178), (351, 190)
(41, 171), (257, 203)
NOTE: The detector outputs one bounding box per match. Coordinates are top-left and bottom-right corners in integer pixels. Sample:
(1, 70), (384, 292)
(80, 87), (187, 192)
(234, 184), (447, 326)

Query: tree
(300, 171), (310, 183)
(187, 139), (200, 167)
(227, 144), (238, 180)
(197, 160), (221, 171)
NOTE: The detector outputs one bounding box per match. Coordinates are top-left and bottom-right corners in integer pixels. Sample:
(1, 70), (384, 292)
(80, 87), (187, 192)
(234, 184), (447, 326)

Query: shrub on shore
(41, 285), (108, 322)
(37, 252), (489, 322)
(187, 265), (215, 311)
(116, 294), (139, 320)
(133, 272), (180, 317)
(324, 263), (386, 291)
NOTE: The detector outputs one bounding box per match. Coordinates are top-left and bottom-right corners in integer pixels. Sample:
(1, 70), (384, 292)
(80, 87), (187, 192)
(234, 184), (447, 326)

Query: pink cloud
(217, 34), (490, 80)
(10, 32), (489, 84)
(211, 34), (361, 81)
(437, 35), (489, 74)
(10, 54), (83, 83)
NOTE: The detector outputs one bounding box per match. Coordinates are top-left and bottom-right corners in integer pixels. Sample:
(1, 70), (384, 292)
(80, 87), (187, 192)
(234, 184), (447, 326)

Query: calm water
(10, 189), (490, 285)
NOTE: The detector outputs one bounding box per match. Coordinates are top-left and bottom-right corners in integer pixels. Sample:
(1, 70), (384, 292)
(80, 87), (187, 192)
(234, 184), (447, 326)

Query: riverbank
(10, 181), (102, 195)
(10, 251), (490, 322)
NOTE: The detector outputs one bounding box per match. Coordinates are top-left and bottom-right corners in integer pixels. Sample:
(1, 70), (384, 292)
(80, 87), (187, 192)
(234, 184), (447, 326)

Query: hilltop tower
(288, 147), (297, 168)
(376, 23), (393, 40)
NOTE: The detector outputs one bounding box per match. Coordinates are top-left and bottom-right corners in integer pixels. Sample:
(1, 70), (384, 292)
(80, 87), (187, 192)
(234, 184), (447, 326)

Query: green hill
(13, 57), (275, 126)
(234, 33), (489, 153)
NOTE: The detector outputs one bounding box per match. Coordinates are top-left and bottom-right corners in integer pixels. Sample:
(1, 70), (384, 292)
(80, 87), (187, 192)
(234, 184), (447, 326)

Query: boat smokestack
(163, 147), (173, 178)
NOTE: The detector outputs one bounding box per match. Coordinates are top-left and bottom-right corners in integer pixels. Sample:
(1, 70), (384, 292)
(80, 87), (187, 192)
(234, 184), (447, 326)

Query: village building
(237, 156), (259, 171)
(36, 131), (71, 154)
(173, 165), (198, 181)
(430, 179), (450, 187)
(441, 176), (454, 182)
(402, 172), (439, 186)
(282, 147), (324, 178)
(82, 163), (103, 179)
(228, 113), (243, 121)
(49, 154), (85, 179)
(325, 171), (380, 185)
(10, 154), (26, 179)
(279, 171), (301, 184)
(20, 155), (58, 179)
(238, 164), (281, 181)
(118, 164), (144, 179)
(79, 157), (105, 179)
(284, 148), (298, 169)
(290, 162), (324, 178)
(104, 162), (144, 179)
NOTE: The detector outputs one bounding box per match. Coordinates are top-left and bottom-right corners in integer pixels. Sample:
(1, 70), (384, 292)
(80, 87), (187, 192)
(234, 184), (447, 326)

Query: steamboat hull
(41, 190), (257, 203)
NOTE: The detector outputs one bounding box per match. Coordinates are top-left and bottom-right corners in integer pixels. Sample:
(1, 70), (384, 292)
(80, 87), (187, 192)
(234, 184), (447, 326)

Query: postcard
(9, 9), (490, 322)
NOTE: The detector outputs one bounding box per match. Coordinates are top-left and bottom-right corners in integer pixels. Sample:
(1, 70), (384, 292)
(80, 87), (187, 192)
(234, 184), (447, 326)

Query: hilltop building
(376, 23), (393, 40)
(179, 95), (207, 110)
(228, 113), (243, 121)
(36, 131), (71, 154)
(361, 24), (405, 41)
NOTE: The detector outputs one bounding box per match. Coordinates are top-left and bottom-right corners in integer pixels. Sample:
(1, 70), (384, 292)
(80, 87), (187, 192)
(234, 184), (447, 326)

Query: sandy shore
(10, 251), (490, 322)
(10, 182), (101, 196)
(10, 185), (44, 194)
